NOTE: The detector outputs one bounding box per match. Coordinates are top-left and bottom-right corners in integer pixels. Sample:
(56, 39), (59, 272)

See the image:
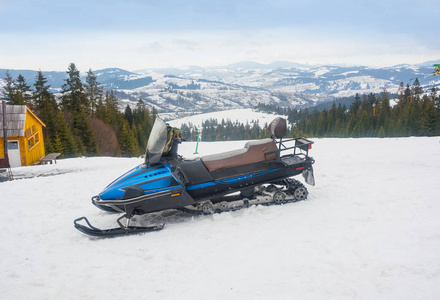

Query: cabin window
(27, 132), (40, 151)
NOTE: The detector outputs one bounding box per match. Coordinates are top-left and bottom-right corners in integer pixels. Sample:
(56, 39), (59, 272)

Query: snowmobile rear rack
(74, 216), (164, 237)
(264, 137), (314, 161)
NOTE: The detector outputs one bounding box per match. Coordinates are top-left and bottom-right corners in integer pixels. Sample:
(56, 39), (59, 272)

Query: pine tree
(124, 104), (133, 128)
(119, 121), (140, 157)
(61, 63), (87, 112)
(152, 106), (158, 122)
(15, 74), (32, 106)
(398, 82), (405, 99)
(104, 90), (119, 125)
(52, 135), (64, 154)
(412, 78), (423, 98)
(352, 93), (361, 115)
(404, 84), (411, 103)
(55, 110), (76, 157)
(33, 71), (58, 138)
(33, 70), (51, 107)
(60, 63), (98, 156)
(71, 108), (99, 155)
(95, 98), (106, 120)
(1, 71), (17, 104)
(84, 69), (103, 115)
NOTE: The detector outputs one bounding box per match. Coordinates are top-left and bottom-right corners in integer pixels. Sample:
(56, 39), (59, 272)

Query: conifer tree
(404, 84), (411, 103)
(124, 104), (134, 128)
(119, 121), (140, 157)
(61, 63), (87, 112)
(152, 106), (158, 122)
(60, 63), (98, 155)
(15, 74), (32, 105)
(412, 78), (423, 98)
(352, 93), (361, 115)
(84, 69), (102, 115)
(95, 98), (106, 120)
(1, 71), (17, 104)
(71, 107), (99, 155)
(33, 71), (51, 107)
(104, 90), (119, 125)
(52, 135), (64, 154)
(33, 71), (59, 139)
(55, 110), (76, 157)
(398, 82), (405, 99)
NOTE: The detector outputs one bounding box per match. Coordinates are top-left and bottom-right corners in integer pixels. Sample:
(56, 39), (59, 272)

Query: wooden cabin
(0, 104), (46, 167)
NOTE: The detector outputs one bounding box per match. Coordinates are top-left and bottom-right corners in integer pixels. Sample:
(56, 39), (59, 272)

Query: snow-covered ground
(165, 108), (288, 130)
(1, 137), (440, 299)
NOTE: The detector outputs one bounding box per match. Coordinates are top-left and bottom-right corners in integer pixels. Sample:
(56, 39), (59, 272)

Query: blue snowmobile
(74, 117), (315, 237)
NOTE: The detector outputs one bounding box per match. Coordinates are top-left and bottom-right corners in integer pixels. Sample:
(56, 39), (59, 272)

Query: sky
(0, 0), (439, 72)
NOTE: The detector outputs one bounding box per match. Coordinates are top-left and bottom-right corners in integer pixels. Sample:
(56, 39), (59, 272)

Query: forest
(1, 63), (156, 157)
(181, 80), (439, 141)
(2, 64), (439, 159)
(283, 80), (439, 138)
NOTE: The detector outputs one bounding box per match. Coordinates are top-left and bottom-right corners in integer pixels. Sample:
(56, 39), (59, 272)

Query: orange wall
(23, 110), (45, 165)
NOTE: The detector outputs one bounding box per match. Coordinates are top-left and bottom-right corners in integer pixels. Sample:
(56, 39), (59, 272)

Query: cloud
(1, 26), (439, 71)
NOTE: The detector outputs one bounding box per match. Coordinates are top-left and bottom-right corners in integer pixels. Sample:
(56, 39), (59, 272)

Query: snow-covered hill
(1, 137), (439, 299)
(2, 61), (439, 114)
(163, 108), (288, 130)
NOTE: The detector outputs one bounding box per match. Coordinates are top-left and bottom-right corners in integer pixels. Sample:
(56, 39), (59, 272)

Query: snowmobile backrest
(268, 117), (287, 139)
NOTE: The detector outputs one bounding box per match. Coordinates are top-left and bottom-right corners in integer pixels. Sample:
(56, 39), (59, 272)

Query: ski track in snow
(1, 137), (440, 299)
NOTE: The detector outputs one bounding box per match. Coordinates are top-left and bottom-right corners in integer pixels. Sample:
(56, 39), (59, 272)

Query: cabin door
(7, 140), (22, 168)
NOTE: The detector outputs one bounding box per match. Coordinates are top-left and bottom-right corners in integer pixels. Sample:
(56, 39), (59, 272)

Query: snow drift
(1, 137), (440, 299)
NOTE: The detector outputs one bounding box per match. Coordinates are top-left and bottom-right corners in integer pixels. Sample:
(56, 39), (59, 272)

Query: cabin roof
(0, 104), (45, 138)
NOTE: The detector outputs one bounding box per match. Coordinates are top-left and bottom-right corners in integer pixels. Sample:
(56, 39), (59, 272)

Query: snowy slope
(1, 137), (440, 299)
(163, 108), (289, 130)
(3, 62), (439, 115)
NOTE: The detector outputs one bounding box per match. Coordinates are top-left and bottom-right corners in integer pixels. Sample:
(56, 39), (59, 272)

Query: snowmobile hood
(99, 163), (180, 200)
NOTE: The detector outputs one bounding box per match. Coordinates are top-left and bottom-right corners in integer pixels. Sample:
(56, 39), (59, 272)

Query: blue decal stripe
(186, 181), (217, 191)
(185, 168), (282, 191)
(144, 186), (181, 195)
(216, 168), (282, 184)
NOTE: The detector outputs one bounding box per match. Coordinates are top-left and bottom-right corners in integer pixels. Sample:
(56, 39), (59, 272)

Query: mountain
(1, 60), (439, 119)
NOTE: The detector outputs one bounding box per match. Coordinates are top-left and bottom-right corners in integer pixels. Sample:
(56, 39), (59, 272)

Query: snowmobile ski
(74, 216), (164, 237)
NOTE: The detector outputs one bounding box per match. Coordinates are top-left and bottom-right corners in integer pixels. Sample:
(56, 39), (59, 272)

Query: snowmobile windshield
(145, 117), (168, 165)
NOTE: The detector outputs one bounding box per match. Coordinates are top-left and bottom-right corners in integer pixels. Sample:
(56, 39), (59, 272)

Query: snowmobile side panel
(130, 189), (196, 214)
(99, 165), (173, 200)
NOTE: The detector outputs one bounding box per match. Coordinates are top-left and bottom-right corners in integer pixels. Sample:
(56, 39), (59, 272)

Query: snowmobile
(74, 117), (315, 237)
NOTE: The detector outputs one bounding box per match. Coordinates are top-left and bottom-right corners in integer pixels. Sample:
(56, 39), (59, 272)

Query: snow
(314, 67), (331, 76)
(165, 108), (288, 130)
(1, 137), (440, 299)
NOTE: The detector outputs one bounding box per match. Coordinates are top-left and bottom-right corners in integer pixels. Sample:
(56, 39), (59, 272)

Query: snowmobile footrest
(74, 216), (165, 237)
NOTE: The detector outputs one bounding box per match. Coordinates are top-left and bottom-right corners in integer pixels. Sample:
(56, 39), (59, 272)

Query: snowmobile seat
(201, 138), (277, 172)
(177, 159), (214, 185)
